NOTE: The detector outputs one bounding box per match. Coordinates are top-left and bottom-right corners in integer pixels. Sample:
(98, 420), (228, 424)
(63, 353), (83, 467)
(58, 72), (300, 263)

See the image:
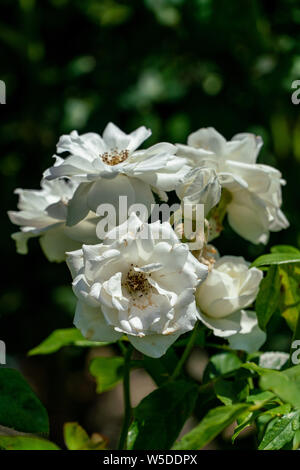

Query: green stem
(118, 339), (127, 355)
(118, 344), (133, 450)
(205, 342), (233, 351)
(171, 322), (199, 380)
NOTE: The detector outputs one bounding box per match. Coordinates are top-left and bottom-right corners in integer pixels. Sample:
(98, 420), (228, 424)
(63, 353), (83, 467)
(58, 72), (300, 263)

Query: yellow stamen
(101, 149), (129, 166)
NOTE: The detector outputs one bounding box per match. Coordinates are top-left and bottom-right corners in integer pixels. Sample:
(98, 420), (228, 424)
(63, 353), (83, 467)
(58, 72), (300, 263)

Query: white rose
(177, 167), (222, 217)
(8, 178), (99, 262)
(66, 213), (208, 358)
(196, 255), (266, 352)
(176, 128), (289, 244)
(44, 123), (190, 226)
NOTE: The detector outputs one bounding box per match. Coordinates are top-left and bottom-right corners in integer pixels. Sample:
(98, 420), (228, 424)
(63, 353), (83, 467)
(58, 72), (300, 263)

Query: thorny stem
(118, 344), (133, 450)
(171, 322), (200, 380)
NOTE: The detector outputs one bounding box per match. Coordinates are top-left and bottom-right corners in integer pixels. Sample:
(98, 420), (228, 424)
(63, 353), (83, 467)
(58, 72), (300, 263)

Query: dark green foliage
(0, 368), (49, 433)
(127, 380), (199, 449)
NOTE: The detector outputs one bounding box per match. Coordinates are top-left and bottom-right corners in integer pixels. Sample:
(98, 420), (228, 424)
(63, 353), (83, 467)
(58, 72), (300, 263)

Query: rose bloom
(177, 167), (222, 217)
(44, 122), (190, 226)
(176, 127), (289, 244)
(66, 213), (208, 357)
(8, 178), (99, 262)
(196, 255), (266, 352)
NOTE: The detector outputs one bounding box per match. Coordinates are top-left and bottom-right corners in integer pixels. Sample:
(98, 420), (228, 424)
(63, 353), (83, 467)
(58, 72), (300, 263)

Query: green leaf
(0, 368), (49, 433)
(232, 412), (256, 442)
(0, 436), (60, 450)
(282, 364), (300, 381)
(278, 264), (300, 332)
(293, 429), (300, 449)
(143, 348), (179, 386)
(195, 355), (248, 420)
(255, 265), (281, 330)
(89, 357), (124, 393)
(214, 370), (249, 406)
(260, 370), (300, 409)
(251, 253), (300, 268)
(214, 380), (236, 406)
(29, 328), (110, 356)
(194, 387), (220, 422)
(246, 390), (276, 406)
(261, 403), (292, 418)
(64, 422), (106, 450)
(127, 380), (199, 450)
(256, 413), (274, 441)
(258, 411), (300, 450)
(242, 361), (286, 377)
(203, 352), (242, 383)
(271, 245), (300, 254)
(173, 403), (249, 450)
(64, 422), (89, 450)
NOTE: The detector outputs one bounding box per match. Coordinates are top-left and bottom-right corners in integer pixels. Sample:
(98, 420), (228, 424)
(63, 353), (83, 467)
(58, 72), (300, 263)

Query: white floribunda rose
(173, 168), (221, 252)
(196, 255), (266, 352)
(44, 123), (190, 227)
(66, 213), (208, 358)
(8, 178), (99, 262)
(176, 128), (289, 244)
(177, 167), (222, 217)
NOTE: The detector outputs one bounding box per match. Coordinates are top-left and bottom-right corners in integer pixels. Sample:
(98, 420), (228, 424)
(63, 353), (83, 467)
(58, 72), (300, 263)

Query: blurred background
(1, 0), (300, 449)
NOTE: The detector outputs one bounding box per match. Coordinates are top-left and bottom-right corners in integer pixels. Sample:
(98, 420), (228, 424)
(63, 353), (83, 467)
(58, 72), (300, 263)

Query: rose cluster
(8, 123), (289, 357)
